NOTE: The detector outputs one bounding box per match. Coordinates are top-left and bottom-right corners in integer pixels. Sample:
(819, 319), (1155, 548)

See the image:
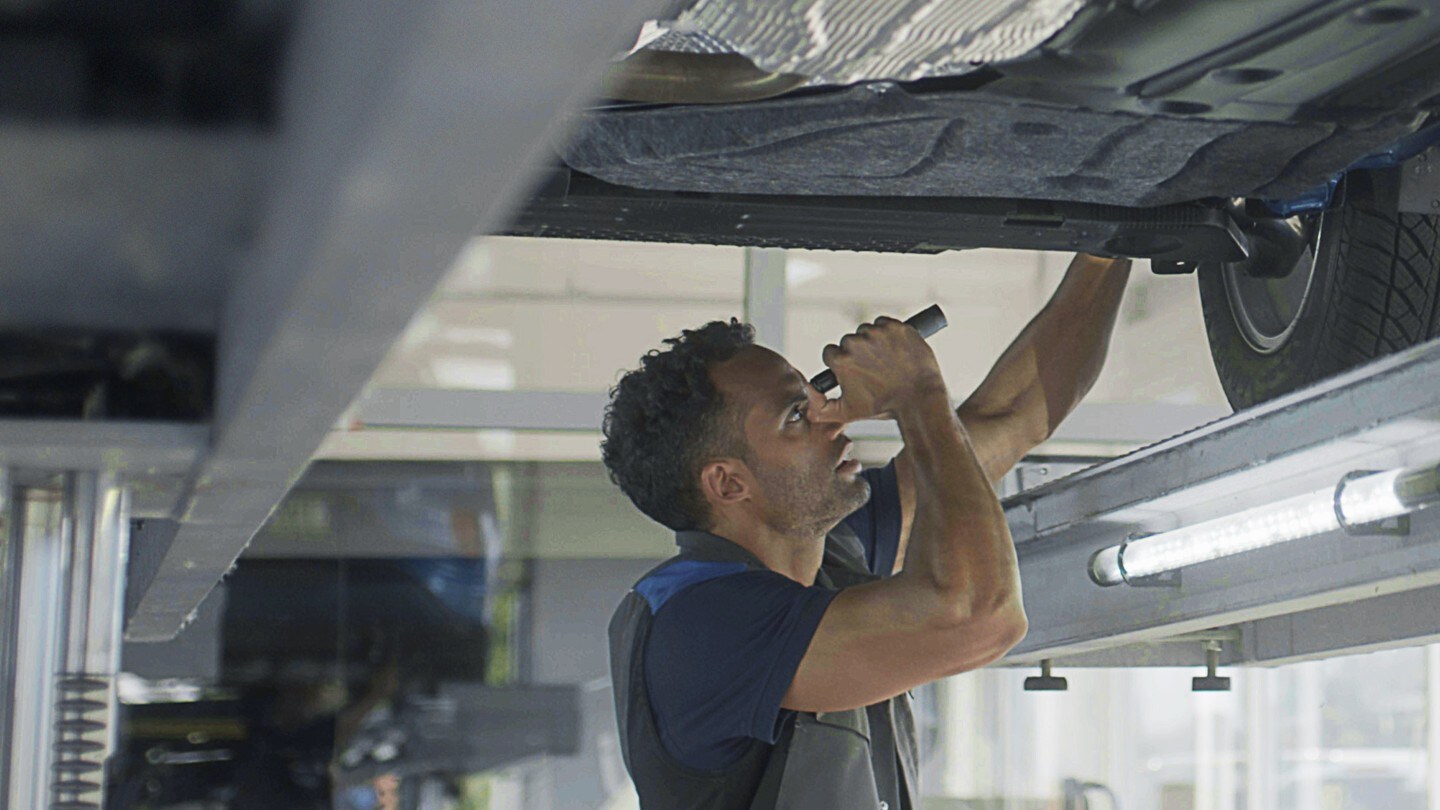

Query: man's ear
(699, 458), (750, 509)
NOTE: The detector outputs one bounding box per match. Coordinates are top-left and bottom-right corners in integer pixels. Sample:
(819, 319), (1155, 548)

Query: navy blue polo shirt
(637, 460), (903, 771)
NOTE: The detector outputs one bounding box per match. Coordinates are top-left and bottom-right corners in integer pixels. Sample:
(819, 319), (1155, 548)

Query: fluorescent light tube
(1089, 462), (1440, 587)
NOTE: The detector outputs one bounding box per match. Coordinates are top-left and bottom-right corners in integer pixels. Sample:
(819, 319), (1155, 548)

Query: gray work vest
(608, 526), (920, 810)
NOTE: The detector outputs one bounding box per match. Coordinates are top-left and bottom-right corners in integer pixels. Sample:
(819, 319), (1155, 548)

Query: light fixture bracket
(1118, 532), (1183, 588)
(1335, 470), (1413, 537)
(1127, 569), (1184, 588)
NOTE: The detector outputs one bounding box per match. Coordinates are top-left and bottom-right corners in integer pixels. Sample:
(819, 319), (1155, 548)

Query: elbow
(1022, 403), (1056, 450)
(976, 595), (1028, 657)
(927, 584), (1024, 629)
(994, 605), (1029, 653)
(935, 594), (1028, 674)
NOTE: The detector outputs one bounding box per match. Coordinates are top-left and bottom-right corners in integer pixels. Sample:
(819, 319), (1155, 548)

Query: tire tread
(1198, 179), (1440, 410)
(1318, 202), (1437, 376)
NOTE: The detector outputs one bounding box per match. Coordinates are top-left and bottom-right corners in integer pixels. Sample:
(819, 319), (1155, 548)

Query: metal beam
(349, 388), (1226, 445)
(1007, 632), (1244, 669)
(1004, 336), (1440, 664)
(123, 0), (673, 641)
(0, 421), (206, 473)
(120, 583), (225, 682)
(124, 519), (181, 632)
(1012, 584), (1440, 669)
(1240, 583), (1440, 667)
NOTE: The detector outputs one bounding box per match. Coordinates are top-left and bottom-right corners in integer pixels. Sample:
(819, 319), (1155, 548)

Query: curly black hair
(601, 319), (756, 531)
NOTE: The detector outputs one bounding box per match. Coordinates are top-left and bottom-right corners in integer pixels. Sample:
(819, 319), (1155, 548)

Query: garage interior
(4, 1), (1440, 809)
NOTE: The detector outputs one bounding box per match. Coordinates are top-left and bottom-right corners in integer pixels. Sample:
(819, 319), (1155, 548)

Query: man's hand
(816, 316), (947, 424)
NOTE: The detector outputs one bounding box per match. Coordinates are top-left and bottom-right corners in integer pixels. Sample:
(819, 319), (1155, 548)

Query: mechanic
(602, 253), (1131, 809)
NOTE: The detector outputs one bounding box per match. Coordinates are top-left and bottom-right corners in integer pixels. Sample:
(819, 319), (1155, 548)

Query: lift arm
(1004, 335), (1440, 669)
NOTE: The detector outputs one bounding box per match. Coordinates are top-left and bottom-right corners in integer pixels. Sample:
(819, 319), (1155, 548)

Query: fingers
(815, 312), (945, 424)
(823, 316), (903, 372)
(853, 316), (900, 333)
(835, 316), (901, 348)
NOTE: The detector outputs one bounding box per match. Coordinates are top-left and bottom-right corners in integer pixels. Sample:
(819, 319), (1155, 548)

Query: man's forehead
(713, 345), (806, 409)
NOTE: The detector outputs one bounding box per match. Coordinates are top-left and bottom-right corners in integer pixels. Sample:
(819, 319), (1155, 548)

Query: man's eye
(788, 404), (806, 423)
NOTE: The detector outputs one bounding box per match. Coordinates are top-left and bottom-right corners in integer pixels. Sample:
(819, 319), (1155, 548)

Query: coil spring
(51, 674), (109, 810)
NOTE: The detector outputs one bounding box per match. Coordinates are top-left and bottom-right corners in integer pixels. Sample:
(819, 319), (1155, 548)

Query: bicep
(781, 578), (1024, 713)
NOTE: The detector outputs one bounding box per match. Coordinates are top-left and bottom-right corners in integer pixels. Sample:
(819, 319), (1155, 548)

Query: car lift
(1003, 334), (1440, 687)
(7, 335), (1440, 805)
(3, 3), (1440, 804)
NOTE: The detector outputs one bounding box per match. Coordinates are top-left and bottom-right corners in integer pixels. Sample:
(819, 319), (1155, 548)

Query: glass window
(369, 238), (745, 393)
(370, 238), (1226, 409)
(926, 645), (1436, 810)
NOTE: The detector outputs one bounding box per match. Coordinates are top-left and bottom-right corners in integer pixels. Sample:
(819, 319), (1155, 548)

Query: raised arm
(957, 253), (1132, 482)
(781, 317), (1026, 713)
(890, 253), (1131, 572)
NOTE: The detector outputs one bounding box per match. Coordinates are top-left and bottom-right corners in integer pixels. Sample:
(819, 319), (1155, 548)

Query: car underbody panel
(506, 169), (1249, 262)
(562, 0), (1440, 208)
(562, 83), (1424, 208)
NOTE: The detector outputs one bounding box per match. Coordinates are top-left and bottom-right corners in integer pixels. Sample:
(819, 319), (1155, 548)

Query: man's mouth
(835, 441), (860, 472)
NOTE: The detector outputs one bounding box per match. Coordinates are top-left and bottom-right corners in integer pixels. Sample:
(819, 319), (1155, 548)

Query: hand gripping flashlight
(808, 304), (949, 393)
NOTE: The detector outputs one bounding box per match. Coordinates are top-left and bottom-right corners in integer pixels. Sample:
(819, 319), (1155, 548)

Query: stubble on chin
(761, 462), (872, 538)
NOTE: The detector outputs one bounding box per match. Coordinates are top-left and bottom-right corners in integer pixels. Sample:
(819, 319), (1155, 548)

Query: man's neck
(707, 519), (827, 586)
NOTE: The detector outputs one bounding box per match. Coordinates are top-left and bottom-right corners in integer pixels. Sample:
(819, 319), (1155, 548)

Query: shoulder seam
(635, 559), (752, 613)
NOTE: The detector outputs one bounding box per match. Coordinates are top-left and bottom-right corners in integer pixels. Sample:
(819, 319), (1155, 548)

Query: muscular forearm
(1035, 254), (1131, 431)
(962, 253), (1131, 440)
(893, 388), (1021, 617)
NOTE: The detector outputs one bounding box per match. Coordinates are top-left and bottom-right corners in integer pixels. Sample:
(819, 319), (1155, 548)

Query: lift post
(3, 471), (130, 809)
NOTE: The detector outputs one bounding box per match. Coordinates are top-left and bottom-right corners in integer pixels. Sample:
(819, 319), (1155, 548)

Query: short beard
(750, 454), (871, 540)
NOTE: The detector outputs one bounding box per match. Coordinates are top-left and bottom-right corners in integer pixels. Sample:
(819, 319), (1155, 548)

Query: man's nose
(806, 390), (847, 433)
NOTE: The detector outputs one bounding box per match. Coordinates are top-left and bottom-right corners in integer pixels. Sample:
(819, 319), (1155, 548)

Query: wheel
(1198, 174), (1440, 410)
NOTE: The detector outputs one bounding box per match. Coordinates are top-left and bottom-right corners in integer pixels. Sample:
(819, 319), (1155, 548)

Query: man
(602, 253), (1131, 809)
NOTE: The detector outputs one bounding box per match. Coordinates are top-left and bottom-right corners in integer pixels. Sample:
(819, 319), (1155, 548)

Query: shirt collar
(673, 530), (768, 568)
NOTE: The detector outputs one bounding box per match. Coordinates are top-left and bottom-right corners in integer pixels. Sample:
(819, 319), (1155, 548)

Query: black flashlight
(808, 304), (949, 393)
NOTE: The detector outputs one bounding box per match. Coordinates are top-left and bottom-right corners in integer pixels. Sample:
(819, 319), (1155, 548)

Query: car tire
(1197, 174), (1440, 411)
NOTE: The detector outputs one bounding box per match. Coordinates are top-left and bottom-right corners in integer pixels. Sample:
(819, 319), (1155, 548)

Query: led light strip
(1089, 462), (1440, 587)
